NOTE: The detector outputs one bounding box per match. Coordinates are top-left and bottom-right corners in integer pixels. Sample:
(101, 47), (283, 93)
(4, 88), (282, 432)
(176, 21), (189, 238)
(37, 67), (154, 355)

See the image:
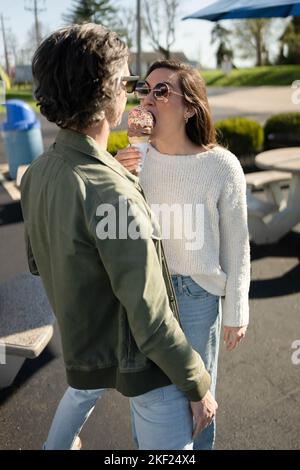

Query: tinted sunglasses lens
(126, 80), (138, 93)
(153, 83), (169, 100)
(135, 81), (150, 97)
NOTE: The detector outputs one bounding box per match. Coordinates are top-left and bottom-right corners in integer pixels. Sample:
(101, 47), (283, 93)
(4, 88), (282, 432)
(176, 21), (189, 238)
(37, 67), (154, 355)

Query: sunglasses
(134, 80), (184, 101)
(121, 75), (140, 94)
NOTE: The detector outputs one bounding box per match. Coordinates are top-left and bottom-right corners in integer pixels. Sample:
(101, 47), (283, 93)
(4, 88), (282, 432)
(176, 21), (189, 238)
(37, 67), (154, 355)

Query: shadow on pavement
(251, 231), (300, 262)
(0, 346), (56, 407)
(0, 201), (23, 226)
(250, 231), (300, 299)
(0, 324), (62, 407)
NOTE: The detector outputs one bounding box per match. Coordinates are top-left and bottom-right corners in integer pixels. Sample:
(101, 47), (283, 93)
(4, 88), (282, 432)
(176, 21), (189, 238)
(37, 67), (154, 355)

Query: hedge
(107, 131), (128, 156)
(215, 117), (264, 157)
(264, 113), (300, 150)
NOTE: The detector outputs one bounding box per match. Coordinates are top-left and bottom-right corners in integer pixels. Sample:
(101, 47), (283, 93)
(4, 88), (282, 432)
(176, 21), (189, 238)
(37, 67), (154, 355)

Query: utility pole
(0, 13), (10, 74)
(136, 0), (142, 77)
(24, 0), (46, 48)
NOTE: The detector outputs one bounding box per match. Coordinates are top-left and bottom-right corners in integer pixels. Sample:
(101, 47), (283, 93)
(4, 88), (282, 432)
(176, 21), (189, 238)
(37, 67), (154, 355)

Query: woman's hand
(115, 147), (142, 173)
(223, 326), (247, 352)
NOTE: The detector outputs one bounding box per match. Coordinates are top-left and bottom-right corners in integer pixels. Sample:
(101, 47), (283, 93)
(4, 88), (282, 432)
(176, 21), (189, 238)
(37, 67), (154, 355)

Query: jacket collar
(55, 128), (140, 187)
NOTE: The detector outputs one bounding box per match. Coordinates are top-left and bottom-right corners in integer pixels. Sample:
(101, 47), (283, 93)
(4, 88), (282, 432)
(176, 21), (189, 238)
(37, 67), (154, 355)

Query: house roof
(130, 51), (189, 64)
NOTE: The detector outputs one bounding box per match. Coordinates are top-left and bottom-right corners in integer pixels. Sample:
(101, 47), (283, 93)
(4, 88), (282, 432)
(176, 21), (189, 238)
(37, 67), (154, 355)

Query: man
(21, 24), (217, 450)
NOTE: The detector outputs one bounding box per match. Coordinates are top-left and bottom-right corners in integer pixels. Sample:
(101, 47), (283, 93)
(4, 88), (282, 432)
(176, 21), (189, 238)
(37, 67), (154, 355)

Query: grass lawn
(1, 86), (138, 114)
(201, 65), (300, 86)
(4, 86), (38, 111)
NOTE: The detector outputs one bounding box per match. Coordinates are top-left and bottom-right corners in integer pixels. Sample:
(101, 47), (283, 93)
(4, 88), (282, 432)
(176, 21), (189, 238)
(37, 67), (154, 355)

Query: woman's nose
(141, 92), (155, 106)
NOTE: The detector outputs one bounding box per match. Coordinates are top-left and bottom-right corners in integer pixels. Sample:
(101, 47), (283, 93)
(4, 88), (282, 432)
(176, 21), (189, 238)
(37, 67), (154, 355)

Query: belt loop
(177, 275), (183, 294)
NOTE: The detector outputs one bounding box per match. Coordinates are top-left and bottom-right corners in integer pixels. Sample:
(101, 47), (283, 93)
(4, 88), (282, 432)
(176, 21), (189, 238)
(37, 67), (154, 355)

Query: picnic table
(0, 273), (55, 388)
(249, 147), (300, 244)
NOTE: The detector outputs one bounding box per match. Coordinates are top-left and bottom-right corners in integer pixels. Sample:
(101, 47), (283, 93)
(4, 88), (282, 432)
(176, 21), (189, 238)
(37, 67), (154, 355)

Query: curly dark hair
(146, 60), (216, 149)
(32, 23), (128, 129)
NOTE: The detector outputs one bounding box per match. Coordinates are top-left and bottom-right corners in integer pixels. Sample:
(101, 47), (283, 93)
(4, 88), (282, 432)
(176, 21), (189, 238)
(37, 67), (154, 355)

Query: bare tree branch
(143, 0), (179, 59)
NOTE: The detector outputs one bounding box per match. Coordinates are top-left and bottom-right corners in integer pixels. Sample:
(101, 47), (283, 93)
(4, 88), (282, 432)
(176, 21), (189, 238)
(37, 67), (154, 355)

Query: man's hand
(223, 326), (247, 352)
(115, 147), (142, 173)
(128, 124), (152, 139)
(190, 390), (218, 439)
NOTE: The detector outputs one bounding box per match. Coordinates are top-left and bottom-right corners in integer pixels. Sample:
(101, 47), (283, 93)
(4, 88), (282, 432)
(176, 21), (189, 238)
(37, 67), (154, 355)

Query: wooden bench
(0, 273), (55, 388)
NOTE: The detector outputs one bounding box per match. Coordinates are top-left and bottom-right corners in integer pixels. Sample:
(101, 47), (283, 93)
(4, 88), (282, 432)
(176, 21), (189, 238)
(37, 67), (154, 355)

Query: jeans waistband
(171, 274), (190, 294)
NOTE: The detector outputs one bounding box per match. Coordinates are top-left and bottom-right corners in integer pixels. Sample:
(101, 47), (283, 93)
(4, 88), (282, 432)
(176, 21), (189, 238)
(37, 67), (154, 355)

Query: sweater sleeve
(218, 157), (251, 327)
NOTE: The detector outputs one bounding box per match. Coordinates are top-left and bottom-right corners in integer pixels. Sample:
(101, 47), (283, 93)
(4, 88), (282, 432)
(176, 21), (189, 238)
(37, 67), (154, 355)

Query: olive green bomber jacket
(20, 129), (211, 401)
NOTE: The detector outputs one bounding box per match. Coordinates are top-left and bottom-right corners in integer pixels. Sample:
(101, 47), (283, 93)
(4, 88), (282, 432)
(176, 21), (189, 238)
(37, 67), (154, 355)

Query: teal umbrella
(183, 0), (300, 21)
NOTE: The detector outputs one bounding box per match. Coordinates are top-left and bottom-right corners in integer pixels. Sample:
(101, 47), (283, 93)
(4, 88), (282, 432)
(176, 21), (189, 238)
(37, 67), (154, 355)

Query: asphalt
(0, 87), (300, 450)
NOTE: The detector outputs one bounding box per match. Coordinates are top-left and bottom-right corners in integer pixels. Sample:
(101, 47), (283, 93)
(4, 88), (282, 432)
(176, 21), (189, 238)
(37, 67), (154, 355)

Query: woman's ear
(184, 106), (195, 119)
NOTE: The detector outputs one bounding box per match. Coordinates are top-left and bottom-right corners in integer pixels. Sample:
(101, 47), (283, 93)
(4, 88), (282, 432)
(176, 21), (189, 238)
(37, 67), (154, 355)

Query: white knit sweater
(140, 144), (251, 327)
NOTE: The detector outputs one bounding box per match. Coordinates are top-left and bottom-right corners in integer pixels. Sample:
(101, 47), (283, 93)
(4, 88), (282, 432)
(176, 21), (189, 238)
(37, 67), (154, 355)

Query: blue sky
(0, 0), (216, 67)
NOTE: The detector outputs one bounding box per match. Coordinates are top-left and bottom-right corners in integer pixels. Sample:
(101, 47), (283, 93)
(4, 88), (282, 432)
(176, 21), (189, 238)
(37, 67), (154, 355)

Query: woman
(116, 60), (251, 450)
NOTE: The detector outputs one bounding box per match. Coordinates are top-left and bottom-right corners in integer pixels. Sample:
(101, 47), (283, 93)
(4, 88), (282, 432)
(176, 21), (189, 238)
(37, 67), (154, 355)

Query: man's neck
(82, 119), (110, 151)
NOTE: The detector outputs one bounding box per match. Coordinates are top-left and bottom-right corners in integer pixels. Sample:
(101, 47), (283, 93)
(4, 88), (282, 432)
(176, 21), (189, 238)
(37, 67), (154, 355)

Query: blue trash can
(0, 99), (44, 180)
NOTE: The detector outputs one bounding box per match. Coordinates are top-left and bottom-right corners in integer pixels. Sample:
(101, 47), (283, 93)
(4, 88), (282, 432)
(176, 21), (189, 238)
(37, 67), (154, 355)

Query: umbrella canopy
(183, 0), (300, 21)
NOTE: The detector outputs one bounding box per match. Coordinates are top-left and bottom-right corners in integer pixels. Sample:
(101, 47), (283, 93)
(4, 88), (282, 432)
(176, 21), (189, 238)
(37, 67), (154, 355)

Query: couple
(20, 23), (250, 451)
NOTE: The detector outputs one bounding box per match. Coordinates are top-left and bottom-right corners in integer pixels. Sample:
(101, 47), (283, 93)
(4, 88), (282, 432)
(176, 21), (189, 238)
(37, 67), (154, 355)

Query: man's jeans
(44, 387), (106, 450)
(44, 276), (221, 450)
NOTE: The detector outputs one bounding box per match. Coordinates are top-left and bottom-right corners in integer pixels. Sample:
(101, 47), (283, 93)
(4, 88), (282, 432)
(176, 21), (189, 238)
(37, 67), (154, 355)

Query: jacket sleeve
(24, 226), (39, 276)
(91, 197), (211, 401)
(218, 159), (251, 327)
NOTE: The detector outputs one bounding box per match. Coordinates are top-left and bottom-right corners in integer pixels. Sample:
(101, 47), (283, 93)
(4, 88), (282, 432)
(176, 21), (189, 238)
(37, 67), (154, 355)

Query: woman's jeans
(44, 276), (221, 450)
(171, 275), (221, 450)
(130, 276), (221, 450)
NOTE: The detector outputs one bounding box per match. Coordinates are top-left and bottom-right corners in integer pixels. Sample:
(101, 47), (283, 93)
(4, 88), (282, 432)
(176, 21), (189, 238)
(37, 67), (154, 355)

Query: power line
(24, 0), (46, 48)
(0, 13), (10, 74)
(136, 0), (142, 76)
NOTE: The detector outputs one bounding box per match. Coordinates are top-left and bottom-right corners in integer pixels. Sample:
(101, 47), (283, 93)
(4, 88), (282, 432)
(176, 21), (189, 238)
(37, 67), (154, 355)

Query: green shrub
(264, 113), (300, 150)
(215, 117), (264, 157)
(107, 131), (128, 156)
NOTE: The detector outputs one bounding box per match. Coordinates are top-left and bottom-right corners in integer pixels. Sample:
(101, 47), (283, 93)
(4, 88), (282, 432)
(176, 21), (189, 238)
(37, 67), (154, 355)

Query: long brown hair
(146, 60), (216, 149)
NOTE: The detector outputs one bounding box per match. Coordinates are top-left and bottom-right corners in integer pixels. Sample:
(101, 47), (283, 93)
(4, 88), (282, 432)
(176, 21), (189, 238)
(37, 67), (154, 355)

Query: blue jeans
(130, 276), (221, 450)
(172, 275), (221, 450)
(44, 276), (220, 450)
(44, 387), (106, 450)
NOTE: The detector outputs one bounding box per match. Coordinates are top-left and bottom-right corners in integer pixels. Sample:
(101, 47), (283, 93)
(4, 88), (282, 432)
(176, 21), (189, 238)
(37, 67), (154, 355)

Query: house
(130, 51), (191, 77)
(14, 65), (33, 85)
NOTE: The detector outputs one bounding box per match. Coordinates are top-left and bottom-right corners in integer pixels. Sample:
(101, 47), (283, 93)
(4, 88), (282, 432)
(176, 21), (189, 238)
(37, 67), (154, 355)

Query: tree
(115, 5), (136, 50)
(234, 19), (273, 66)
(6, 32), (19, 67)
(143, 0), (179, 59)
(63, 0), (117, 27)
(62, 0), (135, 49)
(277, 17), (300, 64)
(211, 23), (233, 68)
(24, 21), (50, 63)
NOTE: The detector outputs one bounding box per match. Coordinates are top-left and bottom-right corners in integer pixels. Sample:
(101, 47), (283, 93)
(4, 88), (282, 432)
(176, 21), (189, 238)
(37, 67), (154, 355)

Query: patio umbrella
(183, 0), (300, 21)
